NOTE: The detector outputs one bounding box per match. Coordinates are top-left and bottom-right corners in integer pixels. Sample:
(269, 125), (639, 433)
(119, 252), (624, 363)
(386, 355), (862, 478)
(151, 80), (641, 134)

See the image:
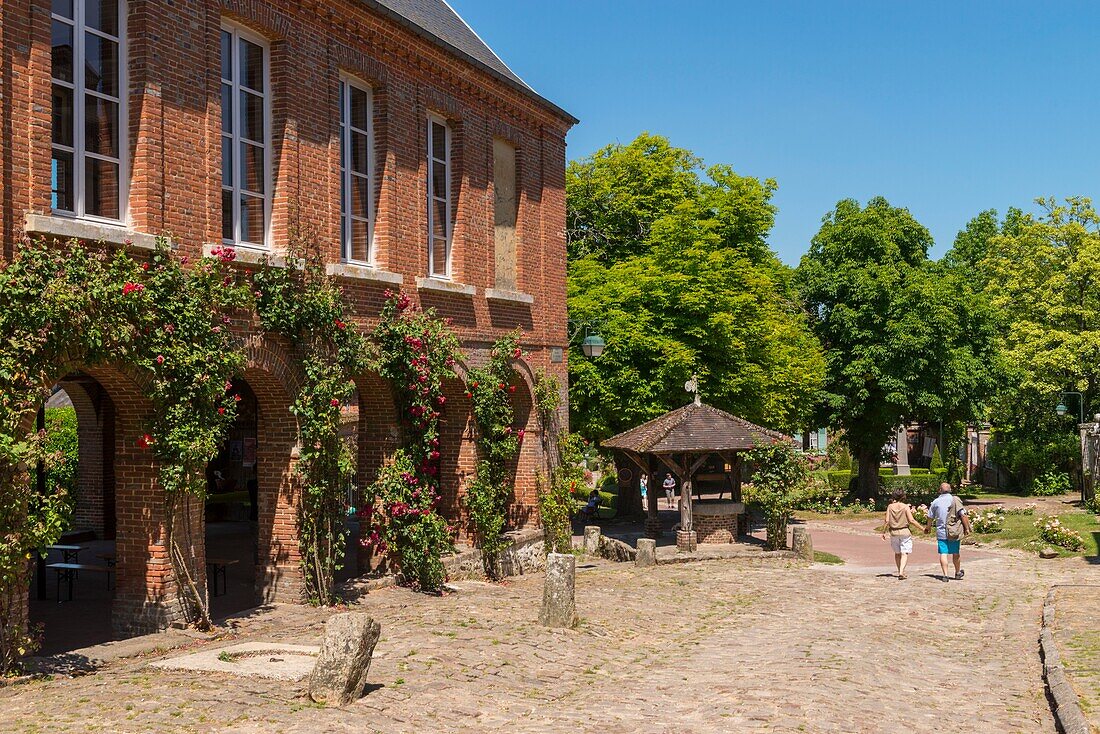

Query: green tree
(972, 197), (1100, 487)
(797, 197), (998, 500)
(567, 134), (824, 438)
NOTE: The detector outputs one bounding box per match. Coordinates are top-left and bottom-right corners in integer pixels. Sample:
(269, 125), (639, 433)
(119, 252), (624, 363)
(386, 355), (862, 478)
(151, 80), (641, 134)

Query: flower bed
(1035, 516), (1086, 551)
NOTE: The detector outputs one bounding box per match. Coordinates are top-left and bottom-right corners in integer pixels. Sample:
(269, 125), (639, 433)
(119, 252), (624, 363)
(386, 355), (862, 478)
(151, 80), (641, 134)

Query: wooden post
(645, 455), (660, 538)
(680, 453), (693, 535)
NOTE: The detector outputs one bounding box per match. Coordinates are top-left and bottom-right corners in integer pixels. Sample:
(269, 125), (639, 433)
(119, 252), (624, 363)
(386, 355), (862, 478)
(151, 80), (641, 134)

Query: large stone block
(308, 612), (382, 706)
(635, 538), (656, 567)
(539, 552), (576, 628)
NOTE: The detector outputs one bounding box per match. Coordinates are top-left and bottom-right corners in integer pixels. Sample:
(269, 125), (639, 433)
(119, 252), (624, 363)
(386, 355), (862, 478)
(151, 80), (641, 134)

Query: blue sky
(455, 0), (1100, 265)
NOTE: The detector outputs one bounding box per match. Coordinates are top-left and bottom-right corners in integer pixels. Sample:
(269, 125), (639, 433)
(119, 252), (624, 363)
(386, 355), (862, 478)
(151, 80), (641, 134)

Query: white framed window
(220, 22), (270, 248)
(426, 115), (451, 278)
(339, 77), (374, 264)
(51, 0), (126, 222)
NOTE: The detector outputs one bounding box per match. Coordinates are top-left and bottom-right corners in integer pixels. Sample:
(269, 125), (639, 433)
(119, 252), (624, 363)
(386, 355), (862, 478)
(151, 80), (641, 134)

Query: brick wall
(2, 0), (573, 640)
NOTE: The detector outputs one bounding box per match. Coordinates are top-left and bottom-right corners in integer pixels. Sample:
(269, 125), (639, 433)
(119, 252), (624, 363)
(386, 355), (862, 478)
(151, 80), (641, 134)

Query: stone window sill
(416, 276), (475, 296)
(25, 213), (167, 250)
(485, 288), (534, 305)
(202, 243), (285, 267)
(326, 262), (403, 285)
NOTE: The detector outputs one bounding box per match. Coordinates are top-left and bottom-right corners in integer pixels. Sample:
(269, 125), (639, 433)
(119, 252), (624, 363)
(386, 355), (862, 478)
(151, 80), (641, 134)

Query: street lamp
(1057, 391), (1084, 424)
(568, 320), (605, 359)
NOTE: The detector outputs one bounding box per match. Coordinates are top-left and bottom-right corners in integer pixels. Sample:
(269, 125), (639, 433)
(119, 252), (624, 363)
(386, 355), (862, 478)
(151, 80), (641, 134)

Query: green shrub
(911, 468), (929, 475)
(930, 445), (944, 472)
(1030, 470), (1071, 497)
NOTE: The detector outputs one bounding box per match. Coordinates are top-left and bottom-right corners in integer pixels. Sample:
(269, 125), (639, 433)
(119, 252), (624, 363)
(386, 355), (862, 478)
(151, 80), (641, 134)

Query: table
(46, 563), (114, 602)
(206, 558), (239, 598)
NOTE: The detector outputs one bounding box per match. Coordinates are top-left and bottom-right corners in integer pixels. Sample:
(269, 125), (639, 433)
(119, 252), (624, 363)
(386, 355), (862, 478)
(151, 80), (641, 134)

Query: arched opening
(439, 375), (476, 541)
(506, 373), (538, 531)
(203, 378), (260, 618)
(350, 372), (400, 576)
(26, 373), (120, 654)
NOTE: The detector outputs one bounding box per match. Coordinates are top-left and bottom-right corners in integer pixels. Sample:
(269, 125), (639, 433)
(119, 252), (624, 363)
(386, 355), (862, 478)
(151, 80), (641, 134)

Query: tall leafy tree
(972, 197), (1100, 486)
(797, 197), (998, 499)
(567, 134), (823, 438)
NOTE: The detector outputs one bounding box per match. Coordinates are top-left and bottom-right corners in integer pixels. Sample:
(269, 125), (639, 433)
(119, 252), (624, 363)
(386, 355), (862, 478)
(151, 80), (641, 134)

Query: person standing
(662, 473), (676, 509)
(926, 482), (971, 582)
(639, 474), (649, 512)
(880, 488), (922, 579)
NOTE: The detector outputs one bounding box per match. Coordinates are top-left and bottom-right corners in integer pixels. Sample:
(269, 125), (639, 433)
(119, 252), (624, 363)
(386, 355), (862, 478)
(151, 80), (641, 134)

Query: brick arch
(351, 371), (401, 573)
(505, 371), (539, 531)
(234, 359), (303, 605)
(438, 376), (476, 539)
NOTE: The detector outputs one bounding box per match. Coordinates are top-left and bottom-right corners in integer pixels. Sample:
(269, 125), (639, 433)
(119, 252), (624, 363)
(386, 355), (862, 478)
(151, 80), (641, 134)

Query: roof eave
(356, 0), (579, 126)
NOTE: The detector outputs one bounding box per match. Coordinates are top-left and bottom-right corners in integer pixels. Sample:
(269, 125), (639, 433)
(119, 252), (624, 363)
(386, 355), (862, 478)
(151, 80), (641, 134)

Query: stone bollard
(539, 552), (577, 628)
(675, 529), (697, 553)
(308, 612), (382, 706)
(583, 525), (601, 555)
(635, 538), (657, 567)
(792, 526), (813, 561)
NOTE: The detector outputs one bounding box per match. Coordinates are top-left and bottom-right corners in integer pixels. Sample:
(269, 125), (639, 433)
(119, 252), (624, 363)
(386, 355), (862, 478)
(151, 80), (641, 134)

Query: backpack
(945, 496), (966, 540)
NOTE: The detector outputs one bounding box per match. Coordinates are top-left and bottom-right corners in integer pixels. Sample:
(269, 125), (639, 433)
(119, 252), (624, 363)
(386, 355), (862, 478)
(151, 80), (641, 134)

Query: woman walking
(881, 488), (923, 579)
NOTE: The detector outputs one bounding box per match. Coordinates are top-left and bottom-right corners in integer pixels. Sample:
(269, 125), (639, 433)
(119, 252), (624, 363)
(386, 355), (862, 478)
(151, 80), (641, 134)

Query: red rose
(142, 262), (149, 271)
(330, 399), (340, 407)
(436, 396), (446, 406)
(508, 385), (516, 393)
(513, 348), (522, 359)
(155, 355), (165, 365)
(218, 407), (226, 415)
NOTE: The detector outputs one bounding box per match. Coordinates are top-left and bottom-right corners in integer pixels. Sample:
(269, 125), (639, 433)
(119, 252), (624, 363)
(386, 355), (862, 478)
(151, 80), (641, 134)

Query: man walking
(662, 473), (677, 509)
(926, 482), (971, 582)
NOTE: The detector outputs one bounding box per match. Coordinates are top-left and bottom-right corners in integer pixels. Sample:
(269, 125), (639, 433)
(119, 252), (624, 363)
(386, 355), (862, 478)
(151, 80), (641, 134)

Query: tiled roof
(359, 0), (577, 124)
(602, 402), (790, 455)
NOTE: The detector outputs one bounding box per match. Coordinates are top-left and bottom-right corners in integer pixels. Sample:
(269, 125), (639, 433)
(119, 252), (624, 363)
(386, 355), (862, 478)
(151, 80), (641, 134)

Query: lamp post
(1057, 391), (1084, 424)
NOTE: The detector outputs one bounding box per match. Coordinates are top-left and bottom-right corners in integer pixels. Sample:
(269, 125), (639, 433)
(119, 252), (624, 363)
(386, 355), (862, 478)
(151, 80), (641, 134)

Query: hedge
(826, 470), (944, 507)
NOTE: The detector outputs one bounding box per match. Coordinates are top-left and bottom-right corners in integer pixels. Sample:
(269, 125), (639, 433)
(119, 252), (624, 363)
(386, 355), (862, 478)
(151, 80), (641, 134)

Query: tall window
(426, 116), (451, 278)
(51, 0), (124, 220)
(339, 78), (373, 264)
(221, 24), (268, 248)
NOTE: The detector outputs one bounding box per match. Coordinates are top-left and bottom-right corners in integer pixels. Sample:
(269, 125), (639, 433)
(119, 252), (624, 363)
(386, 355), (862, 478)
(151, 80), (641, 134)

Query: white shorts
(890, 535), (913, 554)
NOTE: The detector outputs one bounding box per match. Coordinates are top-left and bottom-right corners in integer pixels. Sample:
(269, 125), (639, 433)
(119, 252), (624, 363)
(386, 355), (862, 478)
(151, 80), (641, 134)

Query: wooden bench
(206, 558), (240, 598)
(46, 563), (114, 602)
(47, 544), (85, 564)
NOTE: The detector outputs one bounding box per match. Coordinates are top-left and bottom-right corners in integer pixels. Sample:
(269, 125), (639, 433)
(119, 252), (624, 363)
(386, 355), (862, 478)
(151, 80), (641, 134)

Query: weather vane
(685, 374), (700, 406)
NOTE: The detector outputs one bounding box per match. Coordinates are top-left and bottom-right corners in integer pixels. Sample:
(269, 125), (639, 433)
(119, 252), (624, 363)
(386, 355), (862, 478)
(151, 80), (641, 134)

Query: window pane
(239, 39), (264, 92)
(53, 0), (74, 19)
(52, 21), (73, 82)
(350, 219), (370, 262)
(85, 158), (120, 219)
(431, 161), (446, 200)
(51, 85), (74, 146)
(239, 90), (263, 142)
(84, 34), (119, 96)
(221, 84), (232, 134)
(240, 194), (265, 244)
(350, 131), (368, 175)
(240, 142), (264, 194)
(432, 199), (447, 239)
(351, 175), (369, 219)
(52, 151), (74, 211)
(350, 87), (369, 130)
(221, 136), (232, 187)
(85, 96), (118, 157)
(431, 238), (448, 276)
(431, 122), (446, 160)
(85, 0), (119, 36)
(221, 31), (232, 80)
(222, 189), (234, 241)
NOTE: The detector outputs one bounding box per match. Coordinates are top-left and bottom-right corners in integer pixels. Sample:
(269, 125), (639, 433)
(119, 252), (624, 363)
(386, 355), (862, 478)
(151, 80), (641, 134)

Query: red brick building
(0, 0), (574, 644)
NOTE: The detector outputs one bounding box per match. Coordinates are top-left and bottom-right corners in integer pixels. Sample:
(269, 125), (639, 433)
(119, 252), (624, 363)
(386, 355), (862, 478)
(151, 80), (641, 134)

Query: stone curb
(1040, 586), (1092, 734)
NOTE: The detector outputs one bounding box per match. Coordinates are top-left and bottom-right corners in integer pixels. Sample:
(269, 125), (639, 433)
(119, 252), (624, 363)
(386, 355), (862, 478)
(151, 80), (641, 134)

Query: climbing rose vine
(253, 247), (367, 605)
(365, 292), (458, 591)
(465, 332), (524, 578)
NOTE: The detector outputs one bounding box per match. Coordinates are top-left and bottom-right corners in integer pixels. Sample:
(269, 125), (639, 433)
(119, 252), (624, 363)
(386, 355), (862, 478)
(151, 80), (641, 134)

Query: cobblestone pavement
(1051, 584), (1100, 730)
(1, 547), (1092, 733)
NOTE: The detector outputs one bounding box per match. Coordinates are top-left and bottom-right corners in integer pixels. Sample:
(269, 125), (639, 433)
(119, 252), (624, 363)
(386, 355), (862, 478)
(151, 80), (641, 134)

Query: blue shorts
(937, 539), (961, 555)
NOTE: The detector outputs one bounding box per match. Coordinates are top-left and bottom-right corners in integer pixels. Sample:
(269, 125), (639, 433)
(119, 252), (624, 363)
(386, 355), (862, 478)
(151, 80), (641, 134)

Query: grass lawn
(974, 511), (1100, 558)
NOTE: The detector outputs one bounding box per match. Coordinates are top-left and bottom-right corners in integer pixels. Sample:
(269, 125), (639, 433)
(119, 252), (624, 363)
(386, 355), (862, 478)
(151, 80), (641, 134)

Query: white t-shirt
(929, 493), (967, 540)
